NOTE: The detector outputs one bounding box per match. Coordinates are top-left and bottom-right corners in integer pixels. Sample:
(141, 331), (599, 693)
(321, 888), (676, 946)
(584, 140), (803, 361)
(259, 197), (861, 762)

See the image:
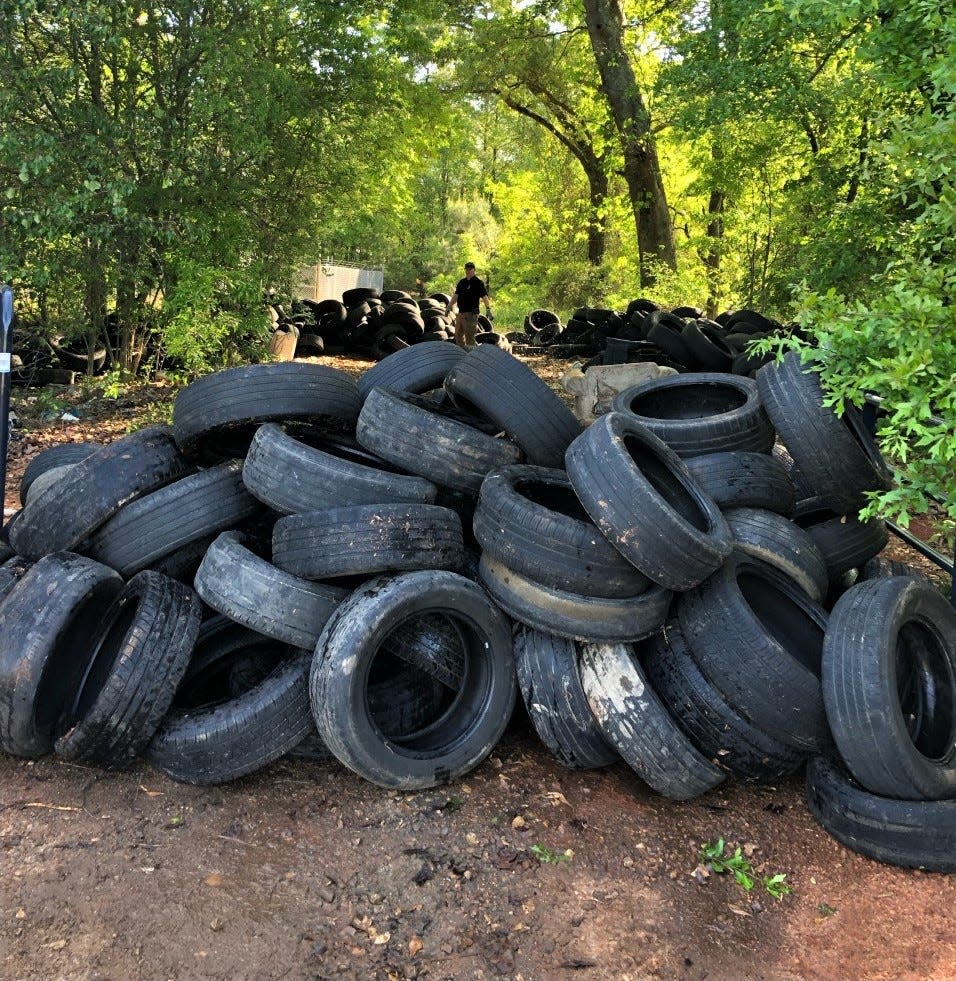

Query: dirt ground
(1, 355), (954, 981)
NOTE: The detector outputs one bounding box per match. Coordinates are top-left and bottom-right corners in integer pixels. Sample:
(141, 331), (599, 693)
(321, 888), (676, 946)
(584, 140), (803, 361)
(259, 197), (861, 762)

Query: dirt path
(1, 360), (953, 980)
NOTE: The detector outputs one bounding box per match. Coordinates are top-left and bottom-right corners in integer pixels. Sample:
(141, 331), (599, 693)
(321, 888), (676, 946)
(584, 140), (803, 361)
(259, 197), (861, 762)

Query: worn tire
(565, 413), (732, 591)
(10, 427), (192, 561)
(444, 345), (582, 468)
(806, 756), (956, 871)
(793, 504), (889, 580)
(478, 554), (670, 643)
(20, 442), (99, 505)
(242, 423), (437, 514)
(473, 465), (650, 598)
(513, 627), (618, 769)
(356, 344), (465, 402)
(579, 642), (726, 800)
(54, 572), (203, 768)
(0, 553), (124, 757)
(684, 451), (795, 515)
(310, 571), (517, 789)
(822, 577), (956, 800)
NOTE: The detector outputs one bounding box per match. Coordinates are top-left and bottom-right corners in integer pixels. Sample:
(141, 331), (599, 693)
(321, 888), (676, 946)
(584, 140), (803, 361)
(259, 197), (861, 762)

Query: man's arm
(446, 293), (458, 316)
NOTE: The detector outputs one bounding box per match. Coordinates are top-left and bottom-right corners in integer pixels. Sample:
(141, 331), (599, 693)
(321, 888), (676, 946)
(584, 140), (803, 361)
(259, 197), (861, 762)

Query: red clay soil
(1, 360), (953, 981)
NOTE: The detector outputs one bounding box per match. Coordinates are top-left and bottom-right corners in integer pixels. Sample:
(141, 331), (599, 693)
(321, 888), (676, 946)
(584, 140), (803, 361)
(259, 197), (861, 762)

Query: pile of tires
(0, 345), (949, 871)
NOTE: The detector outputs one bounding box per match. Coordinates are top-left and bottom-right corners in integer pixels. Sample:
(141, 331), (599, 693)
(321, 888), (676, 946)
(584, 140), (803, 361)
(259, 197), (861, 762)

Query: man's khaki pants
(454, 311), (479, 348)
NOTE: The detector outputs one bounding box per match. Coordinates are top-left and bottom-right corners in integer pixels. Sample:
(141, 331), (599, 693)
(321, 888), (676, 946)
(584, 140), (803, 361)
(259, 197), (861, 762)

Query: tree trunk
(580, 0), (676, 285)
(704, 187), (725, 318)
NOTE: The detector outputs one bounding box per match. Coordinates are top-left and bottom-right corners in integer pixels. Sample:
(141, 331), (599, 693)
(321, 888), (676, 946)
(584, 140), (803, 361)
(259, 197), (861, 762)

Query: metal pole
(0, 286), (13, 518)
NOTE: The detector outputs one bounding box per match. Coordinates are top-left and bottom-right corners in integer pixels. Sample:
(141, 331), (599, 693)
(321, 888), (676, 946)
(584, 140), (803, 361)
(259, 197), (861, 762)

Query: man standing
(446, 262), (492, 349)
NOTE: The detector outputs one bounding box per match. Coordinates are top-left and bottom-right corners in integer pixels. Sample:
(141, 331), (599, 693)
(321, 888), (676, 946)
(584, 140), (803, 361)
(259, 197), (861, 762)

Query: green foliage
(699, 839), (793, 900)
(530, 843), (572, 865)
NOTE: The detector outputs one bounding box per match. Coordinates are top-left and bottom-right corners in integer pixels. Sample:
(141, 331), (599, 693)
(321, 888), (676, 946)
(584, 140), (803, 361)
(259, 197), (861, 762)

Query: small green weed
(531, 843), (571, 865)
(700, 838), (792, 900)
(817, 902), (837, 917)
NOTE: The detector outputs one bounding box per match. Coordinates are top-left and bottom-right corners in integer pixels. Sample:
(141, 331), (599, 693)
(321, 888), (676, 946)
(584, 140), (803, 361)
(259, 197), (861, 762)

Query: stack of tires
(0, 345), (950, 872)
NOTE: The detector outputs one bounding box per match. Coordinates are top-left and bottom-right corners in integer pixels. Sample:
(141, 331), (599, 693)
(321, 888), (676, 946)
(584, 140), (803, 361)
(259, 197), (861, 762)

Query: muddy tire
(272, 504), (464, 579)
(444, 345), (582, 468)
(684, 451), (795, 515)
(356, 344), (465, 402)
(173, 363), (361, 460)
(806, 756), (956, 871)
(565, 412), (732, 591)
(513, 627), (618, 769)
(195, 531), (347, 649)
(478, 554), (670, 643)
(579, 642), (726, 800)
(20, 442), (99, 505)
(9, 427), (192, 560)
(822, 577), (956, 800)
(0, 553), (124, 757)
(310, 571), (516, 789)
(54, 572), (203, 768)
(242, 423), (437, 515)
(473, 465), (650, 598)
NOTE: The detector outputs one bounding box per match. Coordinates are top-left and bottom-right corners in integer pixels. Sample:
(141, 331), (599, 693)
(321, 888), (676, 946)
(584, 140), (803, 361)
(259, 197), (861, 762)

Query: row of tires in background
(512, 301), (790, 377)
(0, 343), (953, 873)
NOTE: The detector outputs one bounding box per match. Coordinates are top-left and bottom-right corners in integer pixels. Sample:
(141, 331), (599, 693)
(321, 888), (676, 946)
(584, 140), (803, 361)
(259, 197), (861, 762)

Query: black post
(951, 539), (956, 610)
(0, 286), (13, 517)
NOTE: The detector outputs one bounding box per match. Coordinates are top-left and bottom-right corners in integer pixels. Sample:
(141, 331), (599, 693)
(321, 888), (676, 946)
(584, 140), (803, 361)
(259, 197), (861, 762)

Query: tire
(83, 461), (262, 577)
(565, 413), (732, 591)
(806, 756), (956, 872)
(294, 332), (325, 357)
(822, 577), (956, 800)
(53, 571), (203, 768)
(20, 442), (100, 505)
(478, 554), (671, 643)
(0, 553), (124, 757)
(676, 552), (830, 751)
(513, 627), (618, 769)
(356, 344), (465, 402)
(0, 554), (31, 604)
(724, 507), (829, 602)
(755, 352), (893, 512)
(172, 363), (361, 460)
(242, 423), (438, 514)
(195, 531), (348, 649)
(9, 426), (192, 561)
(444, 345), (582, 468)
(579, 642), (726, 800)
(473, 465), (650, 598)
(343, 287), (380, 307)
(310, 571), (517, 789)
(792, 504), (889, 580)
(684, 451), (796, 515)
(148, 648), (315, 785)
(612, 373), (775, 458)
(642, 623), (807, 781)
(646, 315), (694, 366)
(272, 504), (464, 579)
(356, 388), (523, 495)
(680, 320), (734, 371)
(23, 464), (77, 505)
(858, 556), (932, 585)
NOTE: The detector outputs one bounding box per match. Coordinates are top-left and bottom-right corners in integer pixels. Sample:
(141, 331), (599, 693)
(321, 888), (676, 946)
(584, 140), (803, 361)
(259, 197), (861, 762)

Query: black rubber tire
(53, 571), (203, 768)
(356, 388), (522, 495)
(83, 461), (261, 577)
(310, 571), (517, 790)
(822, 577), (956, 800)
(0, 553), (124, 757)
(356, 344), (465, 402)
(172, 363), (361, 460)
(20, 442), (100, 505)
(680, 320), (734, 371)
(513, 627), (618, 769)
(148, 648), (315, 785)
(343, 287), (380, 307)
(806, 756), (956, 871)
(676, 552), (830, 751)
(0, 554), (31, 604)
(22, 464), (78, 506)
(272, 504), (464, 579)
(444, 345), (582, 468)
(684, 451), (796, 515)
(612, 373), (775, 458)
(195, 531), (347, 649)
(473, 465), (650, 598)
(242, 423), (438, 515)
(641, 623), (807, 781)
(9, 426), (192, 561)
(294, 332), (325, 357)
(646, 317), (694, 366)
(724, 507), (829, 602)
(857, 556), (932, 585)
(565, 412), (732, 591)
(579, 641), (726, 800)
(478, 554), (671, 643)
(756, 352), (894, 512)
(793, 504), (889, 580)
